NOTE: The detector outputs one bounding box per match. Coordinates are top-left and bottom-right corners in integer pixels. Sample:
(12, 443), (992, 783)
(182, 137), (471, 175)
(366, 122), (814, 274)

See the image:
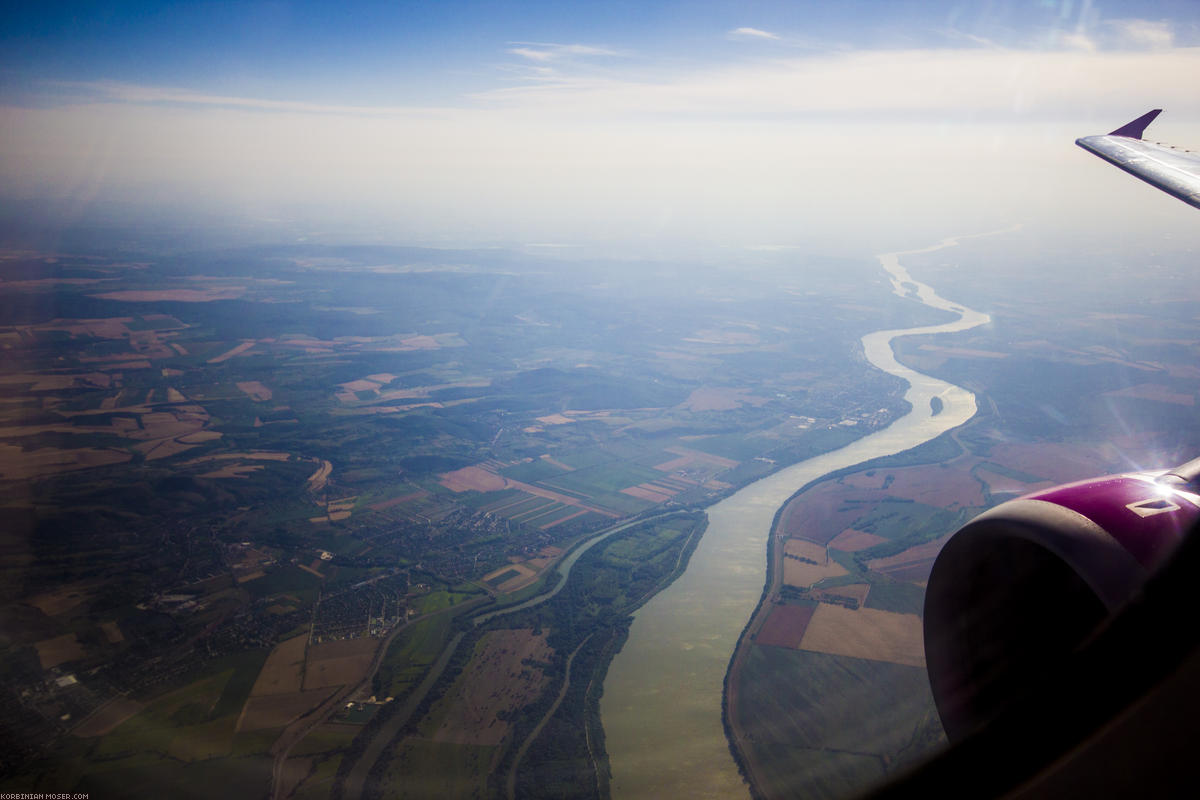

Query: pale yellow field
(236, 381), (273, 402)
(799, 605), (925, 667)
(496, 564), (538, 594)
(28, 583), (94, 616)
(250, 634), (309, 696)
(100, 621), (125, 643)
(206, 340), (256, 363)
(782, 559), (847, 588)
(34, 633), (86, 669)
(72, 697), (145, 737)
(783, 538), (827, 562)
(307, 459), (332, 492)
(303, 638), (378, 690)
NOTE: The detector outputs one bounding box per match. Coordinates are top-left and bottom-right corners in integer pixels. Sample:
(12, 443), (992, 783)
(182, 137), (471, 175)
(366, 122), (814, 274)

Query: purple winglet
(1109, 109), (1163, 139)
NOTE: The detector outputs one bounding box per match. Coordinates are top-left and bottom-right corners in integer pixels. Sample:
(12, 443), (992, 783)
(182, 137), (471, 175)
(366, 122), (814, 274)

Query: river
(599, 235), (998, 799)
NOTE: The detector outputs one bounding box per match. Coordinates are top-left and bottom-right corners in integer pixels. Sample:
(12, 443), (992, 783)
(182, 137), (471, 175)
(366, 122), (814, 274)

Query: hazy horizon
(3, 1), (1200, 257)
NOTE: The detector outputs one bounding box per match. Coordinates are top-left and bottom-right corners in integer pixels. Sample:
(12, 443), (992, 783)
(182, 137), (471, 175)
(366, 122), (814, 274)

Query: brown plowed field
(439, 466), (507, 492)
(657, 445), (739, 470)
(34, 633), (85, 668)
(777, 482), (882, 545)
(853, 465), (984, 508)
(251, 634), (308, 696)
(867, 533), (953, 577)
(755, 604), (816, 649)
(541, 509), (587, 529)
(432, 628), (554, 746)
(93, 287), (246, 302)
(828, 529), (888, 552)
(622, 484), (673, 502)
(303, 638), (379, 690)
(974, 467), (1054, 498)
(239, 688), (335, 732)
(236, 381), (273, 401)
(989, 443), (1109, 484)
(368, 490), (428, 511)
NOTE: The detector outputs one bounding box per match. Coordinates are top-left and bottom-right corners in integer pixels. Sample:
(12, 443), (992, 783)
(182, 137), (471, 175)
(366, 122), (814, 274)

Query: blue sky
(3, 1), (1200, 252)
(5, 1), (1198, 107)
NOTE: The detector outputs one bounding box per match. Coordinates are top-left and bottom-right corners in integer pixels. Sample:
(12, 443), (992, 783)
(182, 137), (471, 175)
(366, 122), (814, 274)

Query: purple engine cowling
(924, 459), (1200, 740)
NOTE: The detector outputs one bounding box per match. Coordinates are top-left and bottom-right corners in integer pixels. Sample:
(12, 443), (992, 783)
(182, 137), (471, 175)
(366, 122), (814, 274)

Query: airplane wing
(1076, 109), (1200, 210)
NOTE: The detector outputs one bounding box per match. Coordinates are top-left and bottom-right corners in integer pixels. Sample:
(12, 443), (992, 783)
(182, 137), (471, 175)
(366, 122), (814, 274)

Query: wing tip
(1108, 109), (1163, 139)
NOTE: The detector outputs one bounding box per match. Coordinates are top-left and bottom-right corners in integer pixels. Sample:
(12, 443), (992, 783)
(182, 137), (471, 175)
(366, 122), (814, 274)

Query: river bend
(600, 236), (994, 799)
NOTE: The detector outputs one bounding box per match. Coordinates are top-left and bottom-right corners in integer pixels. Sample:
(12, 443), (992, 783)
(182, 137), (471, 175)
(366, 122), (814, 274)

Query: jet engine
(923, 458), (1200, 740)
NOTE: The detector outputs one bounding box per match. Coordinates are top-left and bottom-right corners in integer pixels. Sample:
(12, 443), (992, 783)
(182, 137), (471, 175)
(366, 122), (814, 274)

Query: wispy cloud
(46, 80), (444, 117)
(506, 42), (620, 62)
(1104, 18), (1174, 50)
(475, 46), (1200, 119)
(729, 27), (780, 41)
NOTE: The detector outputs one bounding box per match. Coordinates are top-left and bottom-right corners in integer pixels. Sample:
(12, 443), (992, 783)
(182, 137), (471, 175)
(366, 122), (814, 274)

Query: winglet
(1109, 109), (1162, 139)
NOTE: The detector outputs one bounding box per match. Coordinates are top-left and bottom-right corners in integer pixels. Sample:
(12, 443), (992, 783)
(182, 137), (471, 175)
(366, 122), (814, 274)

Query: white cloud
(50, 80), (439, 117)
(506, 42), (620, 62)
(729, 27), (780, 41)
(1058, 32), (1098, 53)
(508, 47), (556, 62)
(474, 46), (1200, 120)
(7, 33), (1200, 254)
(1104, 19), (1174, 50)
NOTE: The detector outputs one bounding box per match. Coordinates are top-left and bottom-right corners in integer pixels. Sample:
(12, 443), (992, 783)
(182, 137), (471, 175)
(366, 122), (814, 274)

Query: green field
(540, 461), (666, 496)
(732, 646), (943, 800)
(379, 738), (495, 800)
(863, 580), (926, 616)
(500, 459), (572, 483)
(375, 614), (455, 697)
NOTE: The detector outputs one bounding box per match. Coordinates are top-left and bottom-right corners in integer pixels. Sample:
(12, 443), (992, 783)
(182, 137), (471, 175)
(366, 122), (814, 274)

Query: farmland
(725, 235), (1200, 799)
(0, 239), (919, 797)
(7, 227), (1199, 799)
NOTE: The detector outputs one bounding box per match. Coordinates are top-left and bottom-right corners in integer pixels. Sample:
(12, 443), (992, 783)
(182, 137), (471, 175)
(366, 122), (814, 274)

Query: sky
(3, 0), (1200, 255)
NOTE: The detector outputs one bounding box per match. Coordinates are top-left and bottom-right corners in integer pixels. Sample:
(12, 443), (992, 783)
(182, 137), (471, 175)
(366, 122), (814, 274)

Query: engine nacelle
(924, 464), (1200, 740)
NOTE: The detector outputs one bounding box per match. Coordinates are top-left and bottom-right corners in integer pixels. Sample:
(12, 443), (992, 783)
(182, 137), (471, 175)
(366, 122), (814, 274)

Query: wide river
(600, 235), (997, 798)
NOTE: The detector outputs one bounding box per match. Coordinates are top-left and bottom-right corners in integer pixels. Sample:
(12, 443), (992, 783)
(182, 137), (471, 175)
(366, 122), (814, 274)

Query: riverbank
(602, 234), (999, 798)
(722, 236), (1003, 798)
